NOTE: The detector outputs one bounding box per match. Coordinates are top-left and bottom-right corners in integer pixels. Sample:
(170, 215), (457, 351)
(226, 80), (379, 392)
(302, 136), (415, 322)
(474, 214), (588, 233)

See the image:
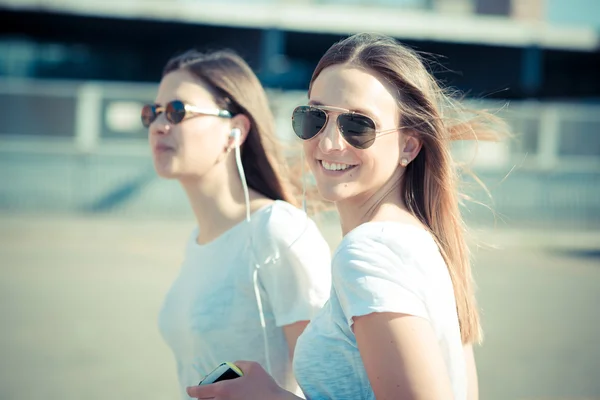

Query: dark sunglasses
(291, 105), (401, 150)
(141, 100), (232, 128)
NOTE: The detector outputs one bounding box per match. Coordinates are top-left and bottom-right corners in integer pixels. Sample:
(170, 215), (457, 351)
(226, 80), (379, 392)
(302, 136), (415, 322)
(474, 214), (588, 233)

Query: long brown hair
(310, 33), (507, 344)
(163, 49), (299, 207)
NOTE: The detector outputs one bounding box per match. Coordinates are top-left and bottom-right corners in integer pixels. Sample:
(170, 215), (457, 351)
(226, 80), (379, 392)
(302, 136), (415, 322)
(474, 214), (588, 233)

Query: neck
(335, 168), (407, 236)
(180, 157), (256, 244)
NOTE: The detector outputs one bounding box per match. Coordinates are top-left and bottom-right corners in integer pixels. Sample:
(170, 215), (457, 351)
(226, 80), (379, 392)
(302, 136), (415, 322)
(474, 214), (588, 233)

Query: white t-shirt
(294, 221), (466, 400)
(158, 201), (332, 399)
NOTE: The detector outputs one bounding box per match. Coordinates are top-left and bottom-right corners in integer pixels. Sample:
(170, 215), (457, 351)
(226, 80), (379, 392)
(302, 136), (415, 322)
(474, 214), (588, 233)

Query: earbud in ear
(230, 128), (241, 139)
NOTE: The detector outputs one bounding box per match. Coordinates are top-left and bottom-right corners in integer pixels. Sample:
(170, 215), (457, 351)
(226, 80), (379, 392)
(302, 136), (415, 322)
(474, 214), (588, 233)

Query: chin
(315, 182), (355, 203)
(152, 163), (177, 179)
(155, 171), (176, 179)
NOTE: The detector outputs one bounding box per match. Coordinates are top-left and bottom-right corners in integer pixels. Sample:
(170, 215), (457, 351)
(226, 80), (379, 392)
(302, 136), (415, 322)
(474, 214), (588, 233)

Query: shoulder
(263, 200), (309, 229)
(335, 221), (437, 262)
(252, 200), (329, 260)
(259, 200), (320, 243)
(333, 222), (439, 278)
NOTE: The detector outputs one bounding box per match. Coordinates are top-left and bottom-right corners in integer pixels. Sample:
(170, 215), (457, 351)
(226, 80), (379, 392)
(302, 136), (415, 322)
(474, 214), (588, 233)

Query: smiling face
(303, 64), (410, 204)
(148, 69), (232, 180)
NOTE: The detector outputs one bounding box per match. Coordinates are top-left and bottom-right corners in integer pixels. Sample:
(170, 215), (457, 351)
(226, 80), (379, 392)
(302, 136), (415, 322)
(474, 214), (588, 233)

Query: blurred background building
(0, 1), (599, 399)
(0, 0), (599, 224)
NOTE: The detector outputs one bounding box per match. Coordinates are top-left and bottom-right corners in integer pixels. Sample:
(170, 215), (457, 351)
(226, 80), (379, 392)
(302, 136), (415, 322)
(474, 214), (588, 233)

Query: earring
(401, 157), (409, 167)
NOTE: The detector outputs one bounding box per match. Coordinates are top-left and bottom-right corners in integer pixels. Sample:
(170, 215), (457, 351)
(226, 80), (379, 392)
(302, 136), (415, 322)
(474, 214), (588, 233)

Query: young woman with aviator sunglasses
(143, 49), (332, 400)
(186, 33), (508, 400)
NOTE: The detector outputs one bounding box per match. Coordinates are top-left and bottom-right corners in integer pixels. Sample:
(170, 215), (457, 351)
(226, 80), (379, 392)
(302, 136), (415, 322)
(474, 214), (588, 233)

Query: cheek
(302, 141), (317, 163)
(181, 124), (226, 155)
(360, 139), (401, 177)
(378, 134), (402, 161)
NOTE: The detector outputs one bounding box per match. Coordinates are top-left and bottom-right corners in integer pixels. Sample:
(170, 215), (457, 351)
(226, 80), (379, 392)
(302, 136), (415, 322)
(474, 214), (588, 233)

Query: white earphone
(228, 126), (272, 373)
(230, 128), (241, 139)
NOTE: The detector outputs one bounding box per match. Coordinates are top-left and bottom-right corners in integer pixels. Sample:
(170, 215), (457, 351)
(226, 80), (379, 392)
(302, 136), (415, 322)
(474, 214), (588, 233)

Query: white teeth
(321, 161), (354, 171)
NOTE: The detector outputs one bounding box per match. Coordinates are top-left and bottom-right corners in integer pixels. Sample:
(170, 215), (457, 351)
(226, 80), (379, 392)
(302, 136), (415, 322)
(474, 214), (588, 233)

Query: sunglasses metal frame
(292, 105), (402, 149)
(142, 100), (232, 128)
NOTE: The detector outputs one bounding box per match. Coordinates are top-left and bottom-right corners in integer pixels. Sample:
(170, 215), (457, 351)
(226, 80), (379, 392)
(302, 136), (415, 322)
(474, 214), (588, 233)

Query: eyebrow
(308, 100), (381, 123)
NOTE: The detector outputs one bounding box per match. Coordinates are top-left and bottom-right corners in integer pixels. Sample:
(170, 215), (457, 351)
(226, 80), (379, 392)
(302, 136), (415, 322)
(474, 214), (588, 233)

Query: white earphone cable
(232, 128), (271, 374)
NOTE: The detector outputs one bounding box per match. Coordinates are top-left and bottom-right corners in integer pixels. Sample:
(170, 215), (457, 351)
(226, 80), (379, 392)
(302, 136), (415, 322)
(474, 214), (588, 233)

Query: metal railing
(2, 78), (599, 169)
(1, 78), (599, 225)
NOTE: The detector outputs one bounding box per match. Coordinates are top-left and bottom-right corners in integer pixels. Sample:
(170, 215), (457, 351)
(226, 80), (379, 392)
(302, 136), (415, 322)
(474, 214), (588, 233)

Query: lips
(318, 160), (358, 175)
(321, 160), (357, 171)
(154, 143), (174, 153)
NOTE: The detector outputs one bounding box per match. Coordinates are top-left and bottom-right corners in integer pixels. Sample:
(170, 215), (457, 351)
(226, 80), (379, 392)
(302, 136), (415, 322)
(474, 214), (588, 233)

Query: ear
(400, 133), (422, 166)
(228, 114), (252, 147)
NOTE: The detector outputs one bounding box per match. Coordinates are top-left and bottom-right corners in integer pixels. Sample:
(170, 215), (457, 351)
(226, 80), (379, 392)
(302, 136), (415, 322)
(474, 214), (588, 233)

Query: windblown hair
(310, 33), (508, 343)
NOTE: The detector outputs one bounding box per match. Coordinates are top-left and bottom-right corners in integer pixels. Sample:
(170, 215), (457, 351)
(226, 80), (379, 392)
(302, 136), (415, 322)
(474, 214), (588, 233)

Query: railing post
(75, 83), (103, 153)
(537, 105), (561, 170)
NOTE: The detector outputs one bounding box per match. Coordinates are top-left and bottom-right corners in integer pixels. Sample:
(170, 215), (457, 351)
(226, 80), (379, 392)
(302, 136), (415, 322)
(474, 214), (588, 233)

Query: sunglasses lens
(292, 106), (327, 140)
(338, 114), (377, 149)
(141, 105), (156, 128)
(166, 100), (186, 125)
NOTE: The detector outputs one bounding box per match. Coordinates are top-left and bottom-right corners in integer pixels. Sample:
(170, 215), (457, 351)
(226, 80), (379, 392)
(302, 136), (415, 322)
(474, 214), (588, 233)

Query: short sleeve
(256, 202), (332, 327)
(333, 233), (430, 328)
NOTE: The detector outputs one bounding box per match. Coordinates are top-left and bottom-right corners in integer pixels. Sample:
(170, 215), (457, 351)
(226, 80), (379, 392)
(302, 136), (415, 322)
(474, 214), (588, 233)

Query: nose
(149, 113), (171, 136)
(317, 115), (346, 153)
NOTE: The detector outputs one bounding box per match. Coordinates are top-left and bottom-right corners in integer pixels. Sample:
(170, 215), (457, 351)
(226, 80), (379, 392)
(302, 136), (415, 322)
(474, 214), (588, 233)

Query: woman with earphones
(142, 49), (332, 399)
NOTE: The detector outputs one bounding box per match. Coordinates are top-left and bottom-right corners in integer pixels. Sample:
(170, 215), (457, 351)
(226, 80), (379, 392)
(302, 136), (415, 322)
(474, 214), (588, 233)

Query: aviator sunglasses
(291, 105), (401, 149)
(141, 100), (232, 128)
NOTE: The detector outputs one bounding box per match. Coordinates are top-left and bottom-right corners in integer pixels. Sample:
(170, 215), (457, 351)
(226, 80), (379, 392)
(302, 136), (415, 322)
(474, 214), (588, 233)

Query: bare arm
(283, 320), (310, 360)
(463, 344), (479, 400)
(354, 312), (454, 400)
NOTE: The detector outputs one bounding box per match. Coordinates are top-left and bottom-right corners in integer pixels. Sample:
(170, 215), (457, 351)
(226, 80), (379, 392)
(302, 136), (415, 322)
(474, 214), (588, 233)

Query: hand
(186, 361), (288, 400)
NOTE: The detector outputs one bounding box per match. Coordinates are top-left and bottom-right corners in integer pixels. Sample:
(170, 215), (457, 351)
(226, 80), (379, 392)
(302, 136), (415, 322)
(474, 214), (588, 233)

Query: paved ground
(1, 213), (599, 400)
